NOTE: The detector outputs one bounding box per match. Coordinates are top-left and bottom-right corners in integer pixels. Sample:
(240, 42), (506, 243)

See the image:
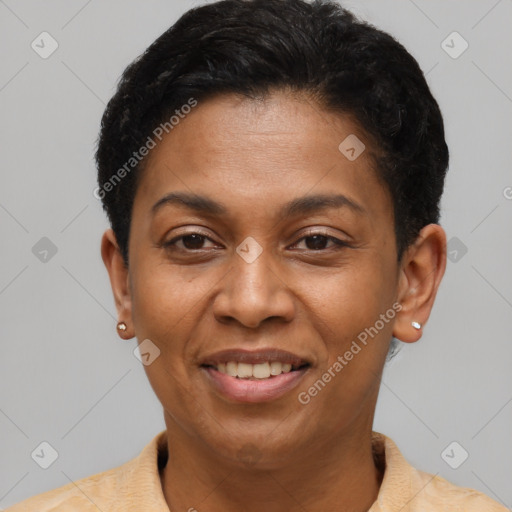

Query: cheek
(303, 289), (392, 434)
(304, 257), (396, 385)
(307, 259), (392, 333)
(130, 260), (203, 332)
(130, 273), (175, 333)
(129, 260), (223, 378)
(130, 265), (200, 411)
(128, 269), (192, 374)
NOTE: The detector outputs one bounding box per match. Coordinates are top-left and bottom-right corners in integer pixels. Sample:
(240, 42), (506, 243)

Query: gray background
(1, 0), (511, 508)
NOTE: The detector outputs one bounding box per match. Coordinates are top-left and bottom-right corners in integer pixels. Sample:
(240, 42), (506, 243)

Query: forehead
(134, 91), (392, 224)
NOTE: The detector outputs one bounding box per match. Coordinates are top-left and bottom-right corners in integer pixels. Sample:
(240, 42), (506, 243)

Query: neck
(160, 417), (383, 512)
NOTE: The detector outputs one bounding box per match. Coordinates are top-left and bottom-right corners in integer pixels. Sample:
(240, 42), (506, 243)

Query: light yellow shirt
(5, 430), (507, 511)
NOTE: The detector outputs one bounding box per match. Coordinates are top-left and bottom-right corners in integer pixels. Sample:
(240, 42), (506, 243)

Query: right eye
(163, 232), (219, 252)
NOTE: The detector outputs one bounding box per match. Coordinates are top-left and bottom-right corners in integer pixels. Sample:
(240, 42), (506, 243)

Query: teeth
(226, 361), (238, 377)
(253, 362), (270, 379)
(216, 361), (296, 379)
(237, 363), (253, 378)
(270, 361), (283, 375)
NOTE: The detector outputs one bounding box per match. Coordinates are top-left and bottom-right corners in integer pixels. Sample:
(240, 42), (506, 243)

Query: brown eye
(181, 234), (206, 250)
(304, 235), (330, 250)
(292, 232), (349, 251)
(163, 231), (218, 252)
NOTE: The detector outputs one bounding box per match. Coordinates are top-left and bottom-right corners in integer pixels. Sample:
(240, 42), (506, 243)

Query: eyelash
(162, 230), (349, 253)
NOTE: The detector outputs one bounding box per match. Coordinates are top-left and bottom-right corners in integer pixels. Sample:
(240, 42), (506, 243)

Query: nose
(212, 246), (295, 328)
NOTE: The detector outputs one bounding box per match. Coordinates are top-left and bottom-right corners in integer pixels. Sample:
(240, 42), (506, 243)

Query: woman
(7, 0), (506, 510)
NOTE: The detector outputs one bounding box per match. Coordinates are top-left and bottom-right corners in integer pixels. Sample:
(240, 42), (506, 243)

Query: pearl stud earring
(117, 321), (127, 333)
(411, 321), (421, 330)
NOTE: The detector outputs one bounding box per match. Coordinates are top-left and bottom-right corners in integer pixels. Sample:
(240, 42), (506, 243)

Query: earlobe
(392, 224), (447, 343)
(101, 229), (135, 339)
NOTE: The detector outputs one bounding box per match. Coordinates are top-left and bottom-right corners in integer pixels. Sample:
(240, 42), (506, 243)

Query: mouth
(200, 348), (311, 379)
(199, 349), (311, 402)
(201, 361), (310, 379)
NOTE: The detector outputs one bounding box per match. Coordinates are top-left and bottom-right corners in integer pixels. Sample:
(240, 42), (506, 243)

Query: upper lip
(200, 348), (311, 367)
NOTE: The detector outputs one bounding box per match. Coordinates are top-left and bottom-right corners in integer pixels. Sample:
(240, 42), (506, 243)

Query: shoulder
(4, 467), (120, 512)
(371, 432), (508, 512)
(4, 430), (168, 512)
(413, 469), (508, 511)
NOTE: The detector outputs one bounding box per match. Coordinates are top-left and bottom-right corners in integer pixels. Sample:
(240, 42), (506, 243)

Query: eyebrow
(151, 191), (367, 219)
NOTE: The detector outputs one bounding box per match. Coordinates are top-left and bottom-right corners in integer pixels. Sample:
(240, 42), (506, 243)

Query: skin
(102, 90), (446, 512)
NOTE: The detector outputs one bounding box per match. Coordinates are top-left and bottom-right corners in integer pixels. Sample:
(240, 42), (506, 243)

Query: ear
(393, 223), (447, 343)
(101, 229), (134, 339)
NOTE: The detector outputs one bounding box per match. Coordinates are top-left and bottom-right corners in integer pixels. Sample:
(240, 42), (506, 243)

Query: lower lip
(201, 366), (309, 403)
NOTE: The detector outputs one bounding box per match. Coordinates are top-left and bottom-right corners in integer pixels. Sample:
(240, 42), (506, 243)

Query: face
(103, 91), (442, 468)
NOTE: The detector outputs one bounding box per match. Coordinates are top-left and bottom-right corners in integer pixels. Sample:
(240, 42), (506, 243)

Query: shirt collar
(126, 429), (426, 512)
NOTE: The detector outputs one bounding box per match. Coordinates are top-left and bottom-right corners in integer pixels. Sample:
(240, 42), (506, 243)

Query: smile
(208, 361), (307, 379)
(200, 348), (311, 402)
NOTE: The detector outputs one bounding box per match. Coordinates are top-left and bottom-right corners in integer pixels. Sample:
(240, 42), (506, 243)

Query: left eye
(292, 234), (347, 251)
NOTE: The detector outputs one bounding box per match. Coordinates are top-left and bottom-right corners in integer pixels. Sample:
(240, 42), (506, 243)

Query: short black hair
(95, 0), (449, 266)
